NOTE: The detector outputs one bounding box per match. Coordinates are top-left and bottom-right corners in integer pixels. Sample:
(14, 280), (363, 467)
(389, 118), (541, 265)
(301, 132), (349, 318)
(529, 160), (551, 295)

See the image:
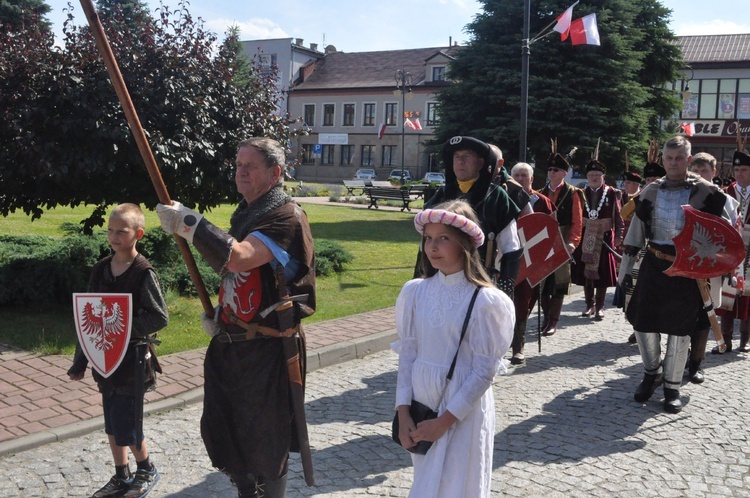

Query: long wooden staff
(78, 0), (213, 316)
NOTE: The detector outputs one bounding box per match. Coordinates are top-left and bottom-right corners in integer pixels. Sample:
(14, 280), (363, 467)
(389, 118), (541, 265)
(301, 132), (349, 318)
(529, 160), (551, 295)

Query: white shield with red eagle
(73, 293), (132, 378)
(664, 206), (746, 279)
(515, 213), (571, 287)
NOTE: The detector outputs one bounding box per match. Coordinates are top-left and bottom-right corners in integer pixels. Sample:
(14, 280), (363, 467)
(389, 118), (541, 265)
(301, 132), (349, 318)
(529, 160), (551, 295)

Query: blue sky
(45, 0), (750, 52)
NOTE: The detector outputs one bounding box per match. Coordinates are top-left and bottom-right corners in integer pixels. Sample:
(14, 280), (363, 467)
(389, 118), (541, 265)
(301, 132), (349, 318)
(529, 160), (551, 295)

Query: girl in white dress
(394, 199), (514, 497)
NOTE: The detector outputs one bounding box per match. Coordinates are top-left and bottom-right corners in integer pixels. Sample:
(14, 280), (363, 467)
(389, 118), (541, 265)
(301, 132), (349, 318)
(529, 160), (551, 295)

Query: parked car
(387, 169), (412, 182)
(354, 168), (376, 180)
(422, 172), (445, 185)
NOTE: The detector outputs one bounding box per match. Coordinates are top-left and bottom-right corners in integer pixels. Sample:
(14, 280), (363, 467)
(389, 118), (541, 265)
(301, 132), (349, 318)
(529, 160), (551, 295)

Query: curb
(0, 330), (398, 458)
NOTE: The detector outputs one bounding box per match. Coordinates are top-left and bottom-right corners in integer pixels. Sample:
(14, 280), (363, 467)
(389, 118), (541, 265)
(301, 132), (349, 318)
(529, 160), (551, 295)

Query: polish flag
(378, 122), (386, 139)
(404, 118), (417, 130)
(570, 13), (600, 46)
(680, 122), (696, 137)
(553, 1), (579, 41)
(413, 118), (423, 131)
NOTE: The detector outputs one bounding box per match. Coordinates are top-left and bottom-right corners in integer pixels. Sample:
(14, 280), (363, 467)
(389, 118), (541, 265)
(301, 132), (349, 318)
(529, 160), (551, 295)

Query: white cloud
(672, 19), (750, 36)
(205, 17), (288, 40)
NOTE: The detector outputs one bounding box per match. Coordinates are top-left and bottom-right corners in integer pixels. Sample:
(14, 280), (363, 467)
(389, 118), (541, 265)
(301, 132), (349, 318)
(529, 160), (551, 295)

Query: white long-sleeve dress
(394, 270), (514, 498)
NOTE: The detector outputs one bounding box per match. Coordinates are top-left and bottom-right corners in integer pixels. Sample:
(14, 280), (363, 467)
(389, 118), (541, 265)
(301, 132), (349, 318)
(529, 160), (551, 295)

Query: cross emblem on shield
(515, 213), (571, 287)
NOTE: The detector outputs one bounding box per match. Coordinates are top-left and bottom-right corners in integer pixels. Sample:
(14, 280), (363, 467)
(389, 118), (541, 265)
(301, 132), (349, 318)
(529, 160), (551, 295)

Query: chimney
(310, 43), (318, 51)
(295, 38), (303, 46)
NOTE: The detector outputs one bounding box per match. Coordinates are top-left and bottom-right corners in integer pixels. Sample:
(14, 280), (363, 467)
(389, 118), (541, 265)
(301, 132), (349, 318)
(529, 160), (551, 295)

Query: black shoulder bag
(391, 286), (481, 455)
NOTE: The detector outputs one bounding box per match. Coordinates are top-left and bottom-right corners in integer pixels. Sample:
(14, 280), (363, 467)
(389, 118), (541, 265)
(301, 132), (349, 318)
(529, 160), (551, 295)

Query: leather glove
(201, 306), (222, 338)
(156, 201), (203, 243)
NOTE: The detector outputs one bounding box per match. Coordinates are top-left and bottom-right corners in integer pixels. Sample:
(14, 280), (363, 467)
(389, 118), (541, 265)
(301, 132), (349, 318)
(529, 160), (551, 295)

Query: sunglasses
(548, 167), (564, 173)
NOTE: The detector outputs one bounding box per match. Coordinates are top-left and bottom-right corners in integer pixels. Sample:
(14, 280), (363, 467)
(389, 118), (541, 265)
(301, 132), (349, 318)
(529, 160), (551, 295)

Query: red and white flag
(404, 118), (417, 130)
(570, 13), (600, 46)
(378, 122), (386, 140)
(680, 122), (696, 136)
(552, 1), (579, 41)
(413, 118), (423, 131)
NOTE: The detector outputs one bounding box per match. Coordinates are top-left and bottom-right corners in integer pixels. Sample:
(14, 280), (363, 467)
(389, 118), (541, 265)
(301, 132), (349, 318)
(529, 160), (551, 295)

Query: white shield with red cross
(73, 293), (132, 378)
(515, 213), (571, 287)
(664, 205), (746, 279)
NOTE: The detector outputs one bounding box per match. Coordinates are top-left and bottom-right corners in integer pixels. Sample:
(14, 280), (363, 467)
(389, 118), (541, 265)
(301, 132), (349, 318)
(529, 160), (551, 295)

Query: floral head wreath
(414, 209), (485, 248)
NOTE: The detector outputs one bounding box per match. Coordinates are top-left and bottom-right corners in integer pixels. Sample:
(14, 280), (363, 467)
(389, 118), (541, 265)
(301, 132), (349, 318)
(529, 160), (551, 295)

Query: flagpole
(519, 0), (531, 161)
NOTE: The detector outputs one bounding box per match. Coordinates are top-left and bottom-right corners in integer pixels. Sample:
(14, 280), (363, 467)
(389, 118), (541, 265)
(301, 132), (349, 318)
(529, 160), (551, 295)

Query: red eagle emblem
(73, 294), (132, 378)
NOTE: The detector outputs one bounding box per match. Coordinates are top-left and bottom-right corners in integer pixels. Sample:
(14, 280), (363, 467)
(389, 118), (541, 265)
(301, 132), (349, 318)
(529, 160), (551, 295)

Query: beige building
(286, 46), (460, 183)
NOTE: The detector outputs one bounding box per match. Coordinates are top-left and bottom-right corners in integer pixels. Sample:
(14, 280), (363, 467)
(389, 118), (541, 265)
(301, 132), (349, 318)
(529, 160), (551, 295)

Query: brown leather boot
(511, 319), (527, 364)
(594, 287), (607, 321)
(582, 283), (594, 317)
(543, 296), (564, 336)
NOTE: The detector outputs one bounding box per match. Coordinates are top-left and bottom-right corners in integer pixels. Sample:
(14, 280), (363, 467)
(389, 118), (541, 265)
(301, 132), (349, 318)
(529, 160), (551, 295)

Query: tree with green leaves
(0, 0), (51, 33)
(435, 0), (683, 178)
(0, 0), (298, 231)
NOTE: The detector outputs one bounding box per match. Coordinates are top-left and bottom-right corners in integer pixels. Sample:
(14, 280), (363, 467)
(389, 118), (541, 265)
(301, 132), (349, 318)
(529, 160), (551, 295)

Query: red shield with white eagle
(218, 269), (263, 324)
(515, 213), (571, 287)
(664, 205), (746, 279)
(73, 293), (132, 378)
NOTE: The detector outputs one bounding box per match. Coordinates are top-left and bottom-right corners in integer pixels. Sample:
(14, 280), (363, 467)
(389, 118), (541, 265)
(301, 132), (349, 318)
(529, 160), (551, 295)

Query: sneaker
(91, 475), (132, 498)
(123, 466), (160, 498)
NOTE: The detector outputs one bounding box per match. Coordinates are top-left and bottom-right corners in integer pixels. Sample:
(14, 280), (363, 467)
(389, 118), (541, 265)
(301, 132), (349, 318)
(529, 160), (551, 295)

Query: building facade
(241, 34), (750, 183)
(286, 46), (459, 183)
(672, 34), (750, 177)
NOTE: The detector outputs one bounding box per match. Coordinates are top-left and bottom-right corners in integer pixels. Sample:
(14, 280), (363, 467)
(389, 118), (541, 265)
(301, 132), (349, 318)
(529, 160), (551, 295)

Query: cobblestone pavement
(3, 294), (750, 497)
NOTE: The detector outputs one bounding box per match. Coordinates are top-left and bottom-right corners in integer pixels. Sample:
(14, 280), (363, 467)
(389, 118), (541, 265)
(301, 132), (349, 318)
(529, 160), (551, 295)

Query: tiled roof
(677, 34), (750, 64)
(292, 46), (460, 90)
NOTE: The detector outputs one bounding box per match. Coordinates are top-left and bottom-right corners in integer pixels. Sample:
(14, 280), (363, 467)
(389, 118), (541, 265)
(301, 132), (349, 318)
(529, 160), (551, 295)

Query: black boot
(634, 373), (663, 403)
(688, 359), (705, 384)
(664, 388), (682, 413)
(259, 474), (287, 498)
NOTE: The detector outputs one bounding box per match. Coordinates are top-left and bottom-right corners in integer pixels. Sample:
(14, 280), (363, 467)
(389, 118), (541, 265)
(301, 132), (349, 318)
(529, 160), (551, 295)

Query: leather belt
(216, 308), (298, 343)
(647, 246), (676, 262)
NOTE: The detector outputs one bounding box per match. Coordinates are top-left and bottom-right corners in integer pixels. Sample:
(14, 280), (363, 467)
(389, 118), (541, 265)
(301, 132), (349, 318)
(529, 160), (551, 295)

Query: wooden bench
(369, 180), (394, 188)
(342, 180), (367, 195)
(408, 184), (428, 198)
(366, 187), (414, 212)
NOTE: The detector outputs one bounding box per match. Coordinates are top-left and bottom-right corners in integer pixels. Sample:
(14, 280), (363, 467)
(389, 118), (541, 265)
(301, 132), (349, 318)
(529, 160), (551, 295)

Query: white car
(387, 169), (412, 182)
(354, 168), (376, 180)
(422, 172), (445, 185)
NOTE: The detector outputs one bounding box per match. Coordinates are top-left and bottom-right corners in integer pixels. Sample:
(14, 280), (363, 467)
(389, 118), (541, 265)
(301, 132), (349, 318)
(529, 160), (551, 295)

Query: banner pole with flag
(78, 0), (214, 316)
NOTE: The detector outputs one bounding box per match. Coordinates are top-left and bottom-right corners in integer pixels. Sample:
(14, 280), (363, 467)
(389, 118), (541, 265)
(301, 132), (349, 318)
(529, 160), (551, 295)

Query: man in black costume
(427, 136), (523, 296)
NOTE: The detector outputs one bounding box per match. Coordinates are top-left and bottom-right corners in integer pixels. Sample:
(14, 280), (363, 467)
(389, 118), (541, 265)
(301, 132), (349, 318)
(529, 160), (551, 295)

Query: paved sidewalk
(0, 307), (398, 458)
(0, 196), (410, 457)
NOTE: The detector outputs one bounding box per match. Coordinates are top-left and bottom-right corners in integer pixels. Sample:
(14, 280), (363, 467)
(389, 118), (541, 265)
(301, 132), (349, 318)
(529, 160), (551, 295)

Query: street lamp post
(394, 69), (413, 184)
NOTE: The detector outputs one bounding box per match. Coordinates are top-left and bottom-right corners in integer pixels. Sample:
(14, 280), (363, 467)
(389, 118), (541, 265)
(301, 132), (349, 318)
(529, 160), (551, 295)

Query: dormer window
(432, 66), (446, 82)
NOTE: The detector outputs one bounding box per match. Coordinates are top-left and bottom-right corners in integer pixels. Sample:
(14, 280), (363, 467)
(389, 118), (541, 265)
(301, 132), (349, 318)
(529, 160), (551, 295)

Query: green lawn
(0, 200), (421, 355)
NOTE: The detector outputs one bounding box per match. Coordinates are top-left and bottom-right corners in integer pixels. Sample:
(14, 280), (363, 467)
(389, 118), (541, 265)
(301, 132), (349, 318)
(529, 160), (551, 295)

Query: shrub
(314, 239), (353, 276)
(0, 227), (350, 304)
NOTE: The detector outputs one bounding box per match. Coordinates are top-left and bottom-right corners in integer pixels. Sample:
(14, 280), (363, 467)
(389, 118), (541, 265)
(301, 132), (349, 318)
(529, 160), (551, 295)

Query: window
(363, 103), (375, 126)
(301, 144), (315, 165)
(343, 104), (355, 126)
(385, 103), (397, 126)
(382, 145), (397, 166)
(361, 145), (375, 166)
(321, 145), (335, 165)
(341, 145), (355, 165)
(303, 104), (315, 127)
(426, 102), (440, 126)
(432, 66), (446, 81)
(323, 104), (335, 126)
